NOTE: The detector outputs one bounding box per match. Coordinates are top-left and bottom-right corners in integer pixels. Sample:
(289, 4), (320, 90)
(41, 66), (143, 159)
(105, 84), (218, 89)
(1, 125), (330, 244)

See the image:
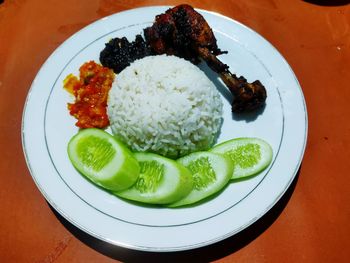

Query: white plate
(22, 6), (307, 252)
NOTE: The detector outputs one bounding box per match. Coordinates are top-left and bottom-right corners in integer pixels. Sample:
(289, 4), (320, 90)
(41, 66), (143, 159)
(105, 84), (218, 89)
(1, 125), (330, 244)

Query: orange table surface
(1, 0), (349, 262)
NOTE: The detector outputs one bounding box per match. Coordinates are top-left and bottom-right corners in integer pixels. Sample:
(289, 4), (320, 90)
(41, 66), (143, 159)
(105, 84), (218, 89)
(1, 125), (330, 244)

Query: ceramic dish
(22, 6), (307, 252)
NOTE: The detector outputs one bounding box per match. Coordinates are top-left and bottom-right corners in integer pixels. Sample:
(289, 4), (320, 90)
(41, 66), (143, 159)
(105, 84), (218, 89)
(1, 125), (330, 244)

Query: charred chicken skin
(144, 4), (266, 113)
(144, 4), (225, 63)
(100, 4), (267, 113)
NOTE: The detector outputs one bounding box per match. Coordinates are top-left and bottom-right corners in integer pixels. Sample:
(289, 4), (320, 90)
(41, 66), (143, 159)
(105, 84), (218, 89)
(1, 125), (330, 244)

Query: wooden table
(1, 0), (349, 262)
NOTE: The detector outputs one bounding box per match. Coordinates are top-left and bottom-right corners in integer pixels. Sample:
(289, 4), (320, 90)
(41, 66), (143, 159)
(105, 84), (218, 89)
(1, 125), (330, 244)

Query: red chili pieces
(64, 61), (115, 128)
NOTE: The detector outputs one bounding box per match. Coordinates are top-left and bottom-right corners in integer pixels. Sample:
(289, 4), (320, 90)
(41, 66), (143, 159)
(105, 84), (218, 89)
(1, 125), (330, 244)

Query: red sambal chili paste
(64, 61), (115, 128)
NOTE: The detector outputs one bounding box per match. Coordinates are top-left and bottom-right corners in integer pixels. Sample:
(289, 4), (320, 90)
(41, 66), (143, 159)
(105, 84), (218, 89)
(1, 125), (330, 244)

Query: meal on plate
(64, 4), (273, 207)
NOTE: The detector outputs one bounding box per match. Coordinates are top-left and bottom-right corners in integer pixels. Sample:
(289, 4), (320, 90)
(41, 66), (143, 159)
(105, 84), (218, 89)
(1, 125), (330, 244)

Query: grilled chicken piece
(144, 4), (224, 63)
(197, 47), (266, 112)
(144, 4), (266, 113)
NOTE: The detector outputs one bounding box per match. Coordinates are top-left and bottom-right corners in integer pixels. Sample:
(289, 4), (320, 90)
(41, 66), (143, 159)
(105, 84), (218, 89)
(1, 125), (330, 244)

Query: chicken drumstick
(144, 4), (266, 113)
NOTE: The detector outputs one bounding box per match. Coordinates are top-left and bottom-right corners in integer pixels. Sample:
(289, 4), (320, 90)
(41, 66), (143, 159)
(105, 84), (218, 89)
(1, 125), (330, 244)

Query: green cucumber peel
(114, 152), (193, 204)
(68, 128), (140, 191)
(210, 137), (273, 179)
(168, 151), (233, 207)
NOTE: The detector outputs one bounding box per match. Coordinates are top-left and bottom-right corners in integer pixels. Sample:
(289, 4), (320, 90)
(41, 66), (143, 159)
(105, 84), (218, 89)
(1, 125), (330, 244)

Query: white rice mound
(107, 55), (223, 158)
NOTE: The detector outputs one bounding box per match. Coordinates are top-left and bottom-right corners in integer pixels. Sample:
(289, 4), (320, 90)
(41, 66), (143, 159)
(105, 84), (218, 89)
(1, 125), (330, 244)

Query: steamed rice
(107, 55), (223, 158)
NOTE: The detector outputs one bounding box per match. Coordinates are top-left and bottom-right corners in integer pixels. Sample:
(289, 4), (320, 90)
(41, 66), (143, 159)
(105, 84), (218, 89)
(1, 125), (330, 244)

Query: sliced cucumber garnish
(68, 128), (140, 191)
(114, 152), (193, 204)
(210, 138), (273, 179)
(168, 151), (233, 207)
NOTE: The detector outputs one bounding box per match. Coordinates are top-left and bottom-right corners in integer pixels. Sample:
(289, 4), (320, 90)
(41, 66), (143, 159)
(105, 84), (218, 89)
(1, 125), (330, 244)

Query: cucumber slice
(210, 138), (273, 179)
(169, 152), (233, 207)
(68, 128), (140, 191)
(114, 152), (193, 204)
